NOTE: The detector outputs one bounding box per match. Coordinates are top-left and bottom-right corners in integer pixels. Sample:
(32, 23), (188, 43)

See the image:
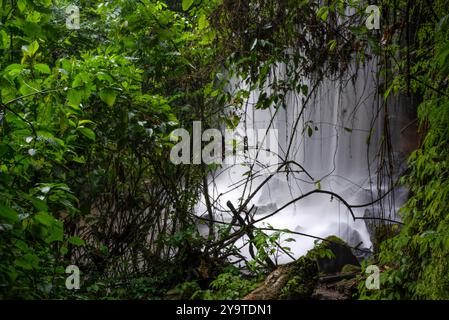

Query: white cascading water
(197, 57), (409, 264)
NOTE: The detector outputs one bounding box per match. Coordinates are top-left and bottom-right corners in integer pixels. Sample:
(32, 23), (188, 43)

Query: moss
(280, 256), (319, 299)
(323, 235), (346, 246)
(245, 255), (319, 300)
(307, 235), (360, 275)
(341, 264), (361, 274)
(307, 235), (347, 258)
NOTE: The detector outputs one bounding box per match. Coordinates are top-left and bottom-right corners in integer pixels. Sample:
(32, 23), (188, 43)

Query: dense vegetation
(0, 0), (448, 300)
(360, 0), (449, 299)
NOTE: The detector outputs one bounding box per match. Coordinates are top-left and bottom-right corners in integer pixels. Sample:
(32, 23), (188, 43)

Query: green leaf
(78, 127), (96, 141)
(23, 40), (39, 57)
(72, 155), (86, 164)
(328, 39), (337, 51)
(60, 246), (68, 255)
(350, 26), (367, 35)
(68, 236), (85, 246)
(78, 120), (95, 126)
(67, 89), (82, 106)
(46, 219), (63, 243)
(5, 63), (25, 77)
(0, 204), (19, 223)
(384, 82), (395, 100)
(308, 126), (313, 137)
(317, 6), (329, 21)
(99, 89), (117, 107)
(34, 212), (54, 227)
(198, 13), (208, 30)
(17, 0), (27, 12)
(15, 253), (39, 270)
(182, 0), (194, 11)
(21, 194), (48, 212)
(96, 71), (113, 83)
(0, 30), (10, 49)
(34, 63), (51, 74)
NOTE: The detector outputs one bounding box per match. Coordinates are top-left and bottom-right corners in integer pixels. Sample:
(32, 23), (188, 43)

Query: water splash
(197, 59), (410, 264)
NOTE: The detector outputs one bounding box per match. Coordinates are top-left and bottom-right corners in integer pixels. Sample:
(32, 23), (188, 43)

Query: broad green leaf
(198, 13), (208, 30)
(34, 63), (51, 74)
(46, 220), (63, 243)
(0, 30), (10, 49)
(34, 212), (54, 227)
(17, 0), (27, 12)
(22, 40), (39, 57)
(99, 89), (117, 107)
(68, 236), (85, 246)
(78, 127), (96, 141)
(21, 194), (49, 212)
(15, 253), (39, 270)
(78, 119), (95, 126)
(0, 204), (19, 223)
(182, 0), (194, 11)
(67, 89), (82, 106)
(4, 63), (25, 76)
(96, 71), (113, 83)
(72, 155), (86, 163)
(19, 80), (41, 96)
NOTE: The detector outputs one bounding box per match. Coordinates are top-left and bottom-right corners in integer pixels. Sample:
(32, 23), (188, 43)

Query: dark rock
(312, 235), (360, 275)
(312, 278), (358, 300)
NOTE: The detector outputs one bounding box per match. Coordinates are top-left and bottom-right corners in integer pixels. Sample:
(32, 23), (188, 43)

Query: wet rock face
(244, 256), (318, 300)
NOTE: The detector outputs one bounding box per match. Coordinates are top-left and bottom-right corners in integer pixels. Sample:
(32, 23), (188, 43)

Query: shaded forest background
(0, 0), (449, 300)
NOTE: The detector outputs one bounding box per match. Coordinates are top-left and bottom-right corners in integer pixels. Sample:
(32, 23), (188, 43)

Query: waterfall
(197, 57), (411, 265)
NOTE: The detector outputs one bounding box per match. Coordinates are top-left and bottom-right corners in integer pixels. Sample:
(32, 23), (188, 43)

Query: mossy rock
(244, 256), (318, 300)
(341, 264), (361, 274)
(323, 235), (347, 246)
(310, 235), (360, 275)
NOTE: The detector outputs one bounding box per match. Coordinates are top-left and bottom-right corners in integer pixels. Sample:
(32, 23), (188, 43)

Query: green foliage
(358, 0), (449, 300)
(207, 268), (261, 300)
(176, 266), (261, 300)
(279, 256), (319, 300)
(0, 0), (222, 299)
(307, 237), (340, 260)
(244, 225), (298, 273)
(1, 0), (447, 301)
